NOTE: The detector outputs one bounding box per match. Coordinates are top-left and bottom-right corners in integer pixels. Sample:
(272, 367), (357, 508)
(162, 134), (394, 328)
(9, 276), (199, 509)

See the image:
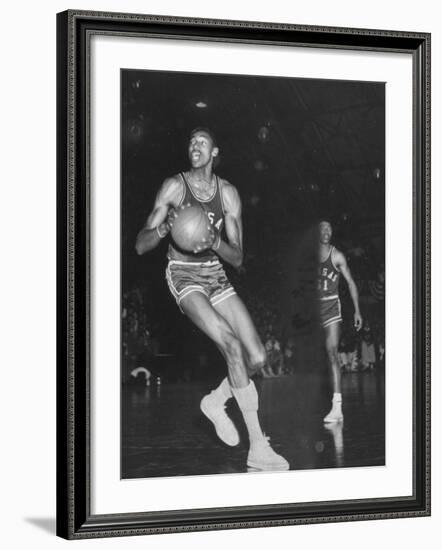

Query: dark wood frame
(56, 9), (431, 540)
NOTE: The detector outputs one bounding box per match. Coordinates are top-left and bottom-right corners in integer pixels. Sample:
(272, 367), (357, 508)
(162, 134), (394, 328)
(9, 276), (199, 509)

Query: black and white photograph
(0, 0), (437, 544)
(121, 69), (386, 479)
(53, 6), (431, 541)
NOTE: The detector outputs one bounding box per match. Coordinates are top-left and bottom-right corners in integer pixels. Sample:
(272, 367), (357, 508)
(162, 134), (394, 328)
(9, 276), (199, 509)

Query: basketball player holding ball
(135, 128), (289, 471)
(318, 220), (363, 423)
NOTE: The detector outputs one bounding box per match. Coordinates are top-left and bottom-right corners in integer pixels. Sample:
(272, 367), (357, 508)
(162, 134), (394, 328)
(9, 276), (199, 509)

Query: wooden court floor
(122, 369), (385, 479)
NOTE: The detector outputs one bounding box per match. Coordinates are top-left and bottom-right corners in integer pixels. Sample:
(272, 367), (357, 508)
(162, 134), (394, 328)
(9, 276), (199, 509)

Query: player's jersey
(167, 172), (225, 263)
(318, 246), (340, 300)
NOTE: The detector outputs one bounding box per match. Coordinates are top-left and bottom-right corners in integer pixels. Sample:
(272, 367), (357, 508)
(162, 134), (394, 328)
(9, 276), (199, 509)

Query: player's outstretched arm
(212, 182), (243, 268)
(334, 249), (363, 331)
(135, 177), (181, 255)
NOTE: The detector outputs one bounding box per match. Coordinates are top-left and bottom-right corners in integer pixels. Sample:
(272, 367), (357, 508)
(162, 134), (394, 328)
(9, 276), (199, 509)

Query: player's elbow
(135, 236), (146, 255)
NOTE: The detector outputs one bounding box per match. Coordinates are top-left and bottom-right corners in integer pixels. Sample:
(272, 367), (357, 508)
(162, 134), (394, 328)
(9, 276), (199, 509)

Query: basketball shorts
(319, 296), (342, 328)
(166, 259), (236, 311)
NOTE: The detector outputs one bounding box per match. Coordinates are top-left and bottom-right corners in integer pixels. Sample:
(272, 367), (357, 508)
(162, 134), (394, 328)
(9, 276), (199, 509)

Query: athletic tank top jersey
(318, 246), (340, 300)
(167, 172), (225, 263)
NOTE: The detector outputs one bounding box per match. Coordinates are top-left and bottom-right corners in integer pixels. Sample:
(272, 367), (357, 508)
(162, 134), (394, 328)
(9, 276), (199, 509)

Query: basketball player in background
(135, 128), (289, 471)
(318, 221), (363, 423)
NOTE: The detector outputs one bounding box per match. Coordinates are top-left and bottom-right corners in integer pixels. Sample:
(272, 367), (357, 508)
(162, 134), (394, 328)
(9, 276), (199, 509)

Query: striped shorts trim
(320, 297), (342, 328)
(166, 259), (236, 311)
(320, 294), (339, 301)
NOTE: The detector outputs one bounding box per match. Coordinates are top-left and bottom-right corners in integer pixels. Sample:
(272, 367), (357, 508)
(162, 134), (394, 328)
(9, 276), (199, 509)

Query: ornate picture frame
(56, 10), (430, 539)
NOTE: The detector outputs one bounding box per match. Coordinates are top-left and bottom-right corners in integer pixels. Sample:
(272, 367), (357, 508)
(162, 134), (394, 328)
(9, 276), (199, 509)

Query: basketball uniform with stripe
(318, 246), (342, 328)
(166, 173), (236, 309)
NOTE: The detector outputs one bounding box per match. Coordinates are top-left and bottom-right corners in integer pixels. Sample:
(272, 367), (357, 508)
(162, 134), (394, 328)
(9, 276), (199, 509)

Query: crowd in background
(122, 287), (160, 382)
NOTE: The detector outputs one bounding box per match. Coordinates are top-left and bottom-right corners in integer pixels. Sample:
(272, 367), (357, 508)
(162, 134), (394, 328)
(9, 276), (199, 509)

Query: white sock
(231, 381), (264, 445)
(332, 392), (342, 411)
(210, 377), (232, 404)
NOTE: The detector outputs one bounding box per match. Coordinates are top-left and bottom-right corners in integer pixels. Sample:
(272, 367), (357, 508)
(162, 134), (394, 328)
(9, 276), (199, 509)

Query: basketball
(170, 205), (211, 252)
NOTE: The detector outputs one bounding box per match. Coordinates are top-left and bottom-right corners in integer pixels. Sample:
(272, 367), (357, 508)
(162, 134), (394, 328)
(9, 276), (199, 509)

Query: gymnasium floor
(122, 369), (385, 479)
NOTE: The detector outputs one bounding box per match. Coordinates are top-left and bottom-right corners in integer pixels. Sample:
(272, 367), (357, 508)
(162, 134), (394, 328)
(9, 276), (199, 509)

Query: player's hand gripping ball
(163, 203), (190, 233)
(170, 204), (214, 253)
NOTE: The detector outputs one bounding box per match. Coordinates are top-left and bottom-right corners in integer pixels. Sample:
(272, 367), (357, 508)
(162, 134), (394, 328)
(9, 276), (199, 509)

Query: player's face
(188, 132), (218, 168)
(319, 222), (332, 244)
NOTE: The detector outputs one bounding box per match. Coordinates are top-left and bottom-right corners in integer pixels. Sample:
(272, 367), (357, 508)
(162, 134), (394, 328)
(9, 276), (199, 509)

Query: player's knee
(220, 331), (242, 364)
(249, 344), (267, 372)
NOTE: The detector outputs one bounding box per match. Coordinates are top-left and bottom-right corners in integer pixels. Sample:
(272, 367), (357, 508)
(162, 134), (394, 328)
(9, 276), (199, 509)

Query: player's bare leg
(214, 294), (267, 376)
(180, 292), (244, 446)
(181, 292), (288, 470)
(213, 294), (289, 470)
(323, 322), (344, 423)
(198, 293), (267, 413)
(180, 292), (249, 384)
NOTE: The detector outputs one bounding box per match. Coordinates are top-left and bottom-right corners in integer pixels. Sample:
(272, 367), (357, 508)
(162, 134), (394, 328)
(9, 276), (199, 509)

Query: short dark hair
(189, 127), (218, 148)
(318, 219), (332, 228)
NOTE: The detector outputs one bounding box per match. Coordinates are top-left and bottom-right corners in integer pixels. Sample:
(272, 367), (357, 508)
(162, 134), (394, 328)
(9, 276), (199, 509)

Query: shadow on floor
(25, 517), (56, 535)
